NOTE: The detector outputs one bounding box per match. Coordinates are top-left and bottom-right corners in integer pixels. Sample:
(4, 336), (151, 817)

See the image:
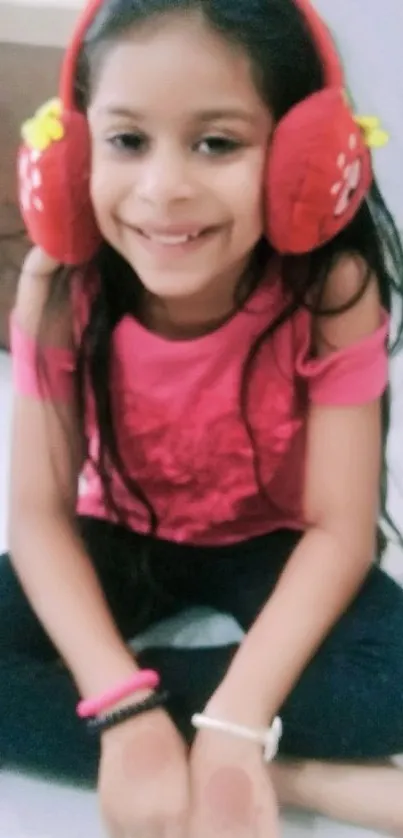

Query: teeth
(145, 233), (199, 245)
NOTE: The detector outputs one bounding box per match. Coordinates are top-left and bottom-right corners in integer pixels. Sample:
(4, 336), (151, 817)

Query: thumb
(22, 246), (62, 277)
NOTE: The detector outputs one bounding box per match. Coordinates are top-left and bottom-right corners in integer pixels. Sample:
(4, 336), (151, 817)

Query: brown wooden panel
(0, 42), (62, 347)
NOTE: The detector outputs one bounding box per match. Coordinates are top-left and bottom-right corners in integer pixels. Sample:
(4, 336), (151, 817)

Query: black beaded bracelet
(86, 689), (171, 735)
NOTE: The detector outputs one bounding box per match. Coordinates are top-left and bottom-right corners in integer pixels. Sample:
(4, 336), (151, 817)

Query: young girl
(3, 0), (403, 835)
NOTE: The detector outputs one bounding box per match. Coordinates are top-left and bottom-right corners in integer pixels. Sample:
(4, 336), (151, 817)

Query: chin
(133, 267), (213, 299)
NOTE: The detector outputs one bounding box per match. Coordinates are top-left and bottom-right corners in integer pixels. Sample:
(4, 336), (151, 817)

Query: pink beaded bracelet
(76, 669), (160, 719)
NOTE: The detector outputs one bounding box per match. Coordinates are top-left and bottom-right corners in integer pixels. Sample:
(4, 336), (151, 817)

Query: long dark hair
(39, 0), (403, 549)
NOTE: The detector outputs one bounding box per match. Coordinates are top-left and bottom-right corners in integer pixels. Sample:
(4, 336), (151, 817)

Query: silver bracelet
(191, 713), (283, 763)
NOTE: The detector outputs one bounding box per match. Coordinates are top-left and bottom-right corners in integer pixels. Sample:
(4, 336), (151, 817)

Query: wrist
(100, 692), (165, 744)
(192, 711), (283, 764)
(206, 677), (273, 730)
(77, 666), (168, 739)
(74, 646), (140, 699)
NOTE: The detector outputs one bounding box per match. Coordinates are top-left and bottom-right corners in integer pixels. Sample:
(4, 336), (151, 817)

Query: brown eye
(108, 132), (148, 154)
(196, 136), (242, 156)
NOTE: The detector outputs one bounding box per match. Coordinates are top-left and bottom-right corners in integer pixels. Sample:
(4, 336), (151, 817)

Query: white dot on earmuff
(20, 189), (30, 212)
(334, 191), (349, 217)
(349, 133), (357, 150)
(33, 195), (44, 212)
(337, 153), (346, 169)
(31, 168), (42, 189)
(349, 159), (361, 189)
(331, 182), (342, 196)
(30, 149), (41, 164)
(19, 154), (29, 179)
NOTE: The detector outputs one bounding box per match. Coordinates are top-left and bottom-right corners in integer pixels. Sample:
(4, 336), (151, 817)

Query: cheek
(223, 150), (267, 235)
(91, 174), (114, 217)
(90, 149), (124, 223)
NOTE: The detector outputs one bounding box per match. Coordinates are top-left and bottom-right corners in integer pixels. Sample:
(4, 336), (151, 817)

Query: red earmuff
(17, 0), (104, 264)
(265, 0), (372, 253)
(17, 0), (373, 263)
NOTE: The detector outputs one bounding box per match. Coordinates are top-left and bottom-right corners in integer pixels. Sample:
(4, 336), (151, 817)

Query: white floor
(1, 339), (402, 838)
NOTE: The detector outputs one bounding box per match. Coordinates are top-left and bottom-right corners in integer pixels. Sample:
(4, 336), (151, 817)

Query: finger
(165, 816), (188, 838)
(136, 822), (163, 838)
(190, 769), (257, 838)
(256, 784), (280, 838)
(102, 815), (133, 838)
(22, 246), (61, 275)
(190, 802), (255, 838)
(257, 807), (280, 838)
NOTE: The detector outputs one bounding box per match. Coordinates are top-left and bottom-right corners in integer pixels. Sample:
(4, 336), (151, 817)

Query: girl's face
(88, 12), (273, 305)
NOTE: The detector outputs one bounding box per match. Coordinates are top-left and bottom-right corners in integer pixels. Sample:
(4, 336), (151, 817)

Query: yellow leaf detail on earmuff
(47, 117), (65, 142)
(36, 98), (62, 120)
(355, 115), (389, 149)
(21, 97), (64, 152)
(21, 119), (49, 152)
(366, 128), (389, 149)
(355, 115), (379, 131)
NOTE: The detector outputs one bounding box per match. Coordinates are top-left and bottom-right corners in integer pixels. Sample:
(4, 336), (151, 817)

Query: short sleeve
(9, 268), (99, 402)
(9, 313), (76, 401)
(296, 312), (389, 406)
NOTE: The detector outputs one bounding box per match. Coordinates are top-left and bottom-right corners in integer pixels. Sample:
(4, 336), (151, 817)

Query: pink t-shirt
(10, 263), (389, 545)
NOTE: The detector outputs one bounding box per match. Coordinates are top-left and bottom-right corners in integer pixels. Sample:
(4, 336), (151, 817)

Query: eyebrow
(95, 106), (259, 125)
(195, 109), (259, 125)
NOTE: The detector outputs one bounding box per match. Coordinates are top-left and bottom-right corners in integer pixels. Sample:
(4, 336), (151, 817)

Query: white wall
(314, 0), (403, 233)
(0, 0), (81, 46)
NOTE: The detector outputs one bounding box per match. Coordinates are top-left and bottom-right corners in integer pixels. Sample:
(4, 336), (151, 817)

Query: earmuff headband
(60, 0), (345, 111)
(60, 0), (104, 108)
(20, 0), (376, 263)
(293, 0), (344, 88)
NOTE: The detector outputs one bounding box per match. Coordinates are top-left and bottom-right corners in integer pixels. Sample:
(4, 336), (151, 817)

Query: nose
(136, 142), (195, 207)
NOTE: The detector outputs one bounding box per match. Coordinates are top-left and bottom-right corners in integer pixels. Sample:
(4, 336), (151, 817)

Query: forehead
(88, 11), (269, 121)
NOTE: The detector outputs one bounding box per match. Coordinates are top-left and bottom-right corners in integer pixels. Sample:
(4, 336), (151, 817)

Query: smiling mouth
(131, 226), (218, 246)
(142, 231), (202, 244)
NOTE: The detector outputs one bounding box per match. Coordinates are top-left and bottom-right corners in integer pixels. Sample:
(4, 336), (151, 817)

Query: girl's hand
(22, 245), (61, 277)
(189, 731), (280, 838)
(99, 706), (190, 838)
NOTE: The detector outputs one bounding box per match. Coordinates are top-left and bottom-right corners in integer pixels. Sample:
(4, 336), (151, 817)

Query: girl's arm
(9, 251), (138, 698)
(207, 257), (383, 726)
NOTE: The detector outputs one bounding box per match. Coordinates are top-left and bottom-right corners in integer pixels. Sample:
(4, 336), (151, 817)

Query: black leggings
(1, 518), (403, 787)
